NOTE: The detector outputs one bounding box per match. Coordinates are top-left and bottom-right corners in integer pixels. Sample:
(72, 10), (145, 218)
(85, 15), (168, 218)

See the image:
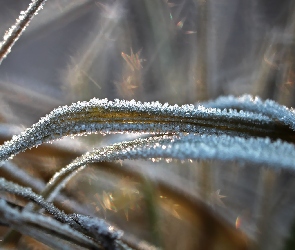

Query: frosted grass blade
(42, 133), (295, 205)
(202, 94), (295, 130)
(1, 97), (293, 162)
(0, 0), (47, 64)
(0, 178), (73, 225)
(0, 199), (100, 250)
(0, 178), (127, 249)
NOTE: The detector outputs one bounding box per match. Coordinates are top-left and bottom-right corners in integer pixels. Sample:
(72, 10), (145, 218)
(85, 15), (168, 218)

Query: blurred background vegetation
(0, 0), (295, 249)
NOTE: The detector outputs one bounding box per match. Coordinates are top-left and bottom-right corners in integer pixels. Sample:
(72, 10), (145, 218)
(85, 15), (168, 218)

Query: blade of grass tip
(1, 97), (294, 163)
(0, 0), (48, 64)
(0, 199), (101, 250)
(202, 95), (295, 130)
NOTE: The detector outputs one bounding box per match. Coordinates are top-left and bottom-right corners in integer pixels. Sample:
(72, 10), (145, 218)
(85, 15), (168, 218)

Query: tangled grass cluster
(1, 1), (295, 250)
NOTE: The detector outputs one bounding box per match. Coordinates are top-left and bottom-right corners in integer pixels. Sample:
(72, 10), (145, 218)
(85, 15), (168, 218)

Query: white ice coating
(72, 214), (123, 240)
(0, 0), (47, 64)
(0, 178), (123, 247)
(0, 178), (72, 225)
(0, 199), (99, 250)
(0, 97), (280, 162)
(202, 94), (295, 131)
(68, 134), (295, 170)
(1, 95), (294, 248)
(44, 133), (295, 206)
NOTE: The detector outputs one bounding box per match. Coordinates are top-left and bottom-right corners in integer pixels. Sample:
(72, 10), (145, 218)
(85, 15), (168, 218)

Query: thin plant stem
(0, 0), (47, 64)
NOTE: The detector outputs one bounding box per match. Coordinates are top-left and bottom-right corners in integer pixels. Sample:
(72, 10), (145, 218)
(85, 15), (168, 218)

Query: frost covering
(1, 95), (295, 250)
(0, 199), (100, 249)
(0, 0), (47, 64)
(0, 97), (293, 162)
(42, 132), (295, 206)
(202, 94), (295, 130)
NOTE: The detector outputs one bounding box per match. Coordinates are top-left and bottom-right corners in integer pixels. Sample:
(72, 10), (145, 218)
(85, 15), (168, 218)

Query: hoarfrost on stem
(0, 0), (48, 64)
(0, 199), (100, 250)
(42, 133), (295, 205)
(202, 94), (295, 131)
(1, 96), (292, 163)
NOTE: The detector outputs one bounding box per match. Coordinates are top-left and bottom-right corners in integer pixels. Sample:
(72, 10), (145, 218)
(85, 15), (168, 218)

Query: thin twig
(0, 178), (74, 226)
(0, 0), (47, 64)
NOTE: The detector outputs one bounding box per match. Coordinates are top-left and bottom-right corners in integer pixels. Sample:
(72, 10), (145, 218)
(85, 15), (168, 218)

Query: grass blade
(1, 97), (294, 162)
(0, 0), (47, 64)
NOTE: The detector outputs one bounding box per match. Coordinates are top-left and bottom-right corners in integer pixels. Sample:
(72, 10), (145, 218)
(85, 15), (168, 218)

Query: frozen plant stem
(0, 178), (74, 226)
(202, 94), (295, 130)
(1, 97), (295, 163)
(0, 200), (100, 250)
(1, 96), (295, 249)
(0, 0), (47, 64)
(0, 179), (126, 249)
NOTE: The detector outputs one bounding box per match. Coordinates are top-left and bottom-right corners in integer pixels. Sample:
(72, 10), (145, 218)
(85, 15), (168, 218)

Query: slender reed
(0, 0), (47, 64)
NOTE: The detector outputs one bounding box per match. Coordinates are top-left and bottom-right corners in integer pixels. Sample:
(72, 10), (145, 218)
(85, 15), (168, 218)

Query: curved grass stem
(1, 97), (295, 163)
(0, 0), (47, 64)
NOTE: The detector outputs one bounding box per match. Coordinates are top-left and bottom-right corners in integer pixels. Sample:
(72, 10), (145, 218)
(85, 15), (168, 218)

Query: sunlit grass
(1, 1), (295, 250)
